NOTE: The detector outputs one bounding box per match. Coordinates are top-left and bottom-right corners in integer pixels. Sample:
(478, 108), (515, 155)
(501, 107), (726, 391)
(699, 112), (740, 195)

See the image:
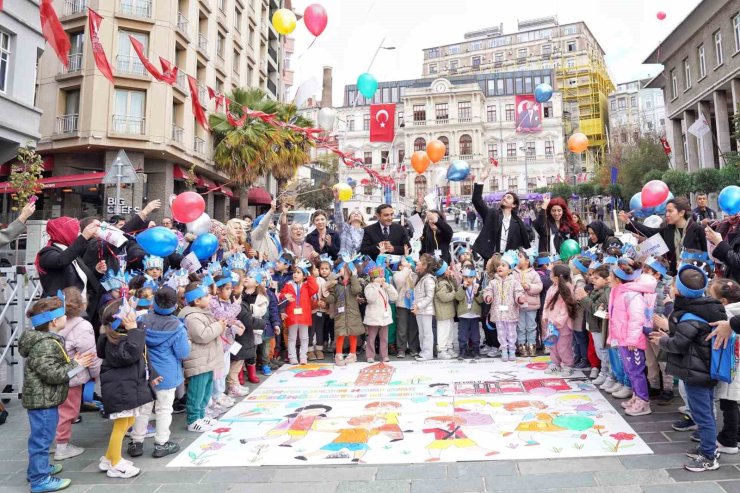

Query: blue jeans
(517, 310), (537, 345)
(573, 329), (588, 361)
(608, 347), (631, 388)
(684, 383), (717, 458)
(27, 407), (59, 487)
(458, 317), (481, 356)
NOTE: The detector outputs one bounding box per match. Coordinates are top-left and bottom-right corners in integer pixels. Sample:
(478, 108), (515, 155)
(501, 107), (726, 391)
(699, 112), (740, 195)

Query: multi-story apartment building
(0, 1), (45, 169)
(18, 0), (286, 221)
(644, 0), (740, 172)
(608, 79), (666, 146)
(304, 70), (568, 218)
(420, 17), (614, 170)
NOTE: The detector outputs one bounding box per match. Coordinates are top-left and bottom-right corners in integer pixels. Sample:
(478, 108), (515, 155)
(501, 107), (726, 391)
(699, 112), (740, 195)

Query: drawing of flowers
(188, 442), (225, 466)
(200, 442), (226, 451)
(592, 424), (606, 436)
(208, 427), (232, 441)
(604, 432), (636, 452)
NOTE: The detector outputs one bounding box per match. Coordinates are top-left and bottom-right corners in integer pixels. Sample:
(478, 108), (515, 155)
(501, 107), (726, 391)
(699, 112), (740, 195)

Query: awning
(0, 155), (55, 176)
(0, 172), (106, 194)
(173, 165), (190, 180)
(222, 186), (234, 198)
(198, 176), (216, 189)
(248, 187), (272, 205)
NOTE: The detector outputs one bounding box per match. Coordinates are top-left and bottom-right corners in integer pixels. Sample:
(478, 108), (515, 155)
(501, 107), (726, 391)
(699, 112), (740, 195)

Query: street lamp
(519, 146), (531, 195)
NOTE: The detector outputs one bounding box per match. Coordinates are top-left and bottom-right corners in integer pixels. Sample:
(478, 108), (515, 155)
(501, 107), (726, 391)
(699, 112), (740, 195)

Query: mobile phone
(28, 196), (38, 204)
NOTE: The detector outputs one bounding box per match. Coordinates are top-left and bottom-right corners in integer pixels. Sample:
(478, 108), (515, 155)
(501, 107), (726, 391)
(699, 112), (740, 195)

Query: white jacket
(715, 301), (740, 402)
(363, 281), (398, 326)
(393, 267), (417, 310)
(413, 274), (436, 316)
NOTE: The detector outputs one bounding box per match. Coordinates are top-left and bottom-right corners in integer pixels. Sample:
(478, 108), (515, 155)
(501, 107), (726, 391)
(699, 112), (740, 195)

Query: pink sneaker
(625, 398), (652, 416)
(345, 353), (357, 364)
(621, 395), (638, 409)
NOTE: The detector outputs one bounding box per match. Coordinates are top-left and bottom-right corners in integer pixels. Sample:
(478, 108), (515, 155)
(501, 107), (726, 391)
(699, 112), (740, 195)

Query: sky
(287, 0), (703, 107)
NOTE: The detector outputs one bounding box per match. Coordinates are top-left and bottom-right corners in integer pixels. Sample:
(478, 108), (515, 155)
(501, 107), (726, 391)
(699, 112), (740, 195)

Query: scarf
(35, 217), (80, 275)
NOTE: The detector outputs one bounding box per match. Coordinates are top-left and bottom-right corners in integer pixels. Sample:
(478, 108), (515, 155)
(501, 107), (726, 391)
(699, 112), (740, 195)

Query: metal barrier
(0, 267), (42, 400)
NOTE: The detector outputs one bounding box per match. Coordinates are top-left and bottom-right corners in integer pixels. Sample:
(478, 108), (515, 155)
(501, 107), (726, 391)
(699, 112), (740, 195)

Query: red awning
(248, 187), (272, 205)
(173, 165), (190, 180)
(198, 176), (216, 189)
(0, 155), (55, 176)
(0, 172), (106, 194)
(222, 186), (234, 198)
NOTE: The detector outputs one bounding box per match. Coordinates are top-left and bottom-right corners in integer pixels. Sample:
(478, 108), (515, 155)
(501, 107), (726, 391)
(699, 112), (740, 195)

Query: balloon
(317, 107), (336, 131)
(651, 192), (674, 215)
(191, 233), (219, 261)
(718, 185), (740, 215)
(426, 140), (446, 163)
(629, 192), (643, 212)
(334, 183), (353, 201)
(272, 8), (297, 35)
(559, 239), (581, 262)
(411, 151), (431, 174)
(446, 160), (470, 182)
(137, 227), (178, 257)
(171, 191), (205, 223)
(303, 4), (328, 37)
(346, 177), (356, 188)
(434, 167), (447, 187)
(186, 213), (212, 236)
(641, 180), (669, 208)
(568, 133), (589, 153)
(657, 11), (666, 20)
(357, 73), (378, 99)
(534, 83), (553, 103)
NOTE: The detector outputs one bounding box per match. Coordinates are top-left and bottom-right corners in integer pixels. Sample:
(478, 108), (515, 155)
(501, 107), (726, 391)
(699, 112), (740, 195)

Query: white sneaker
(717, 443), (739, 454)
(202, 416), (219, 426)
(54, 443), (85, 461)
(599, 378), (615, 390)
(187, 419), (214, 432)
(592, 372), (608, 386)
(605, 382), (623, 393)
(678, 405), (689, 415)
(589, 367), (600, 379)
(544, 364), (560, 375)
(560, 366), (574, 377)
(98, 456), (133, 472)
(106, 459), (141, 479)
(487, 347), (501, 358)
(437, 351), (453, 360)
(216, 394), (235, 408)
(612, 386), (634, 399)
(227, 386), (249, 397)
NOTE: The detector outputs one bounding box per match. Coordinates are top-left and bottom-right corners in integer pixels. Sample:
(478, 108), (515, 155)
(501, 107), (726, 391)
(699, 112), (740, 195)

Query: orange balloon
(426, 140), (446, 163)
(411, 151), (431, 174)
(568, 132), (589, 153)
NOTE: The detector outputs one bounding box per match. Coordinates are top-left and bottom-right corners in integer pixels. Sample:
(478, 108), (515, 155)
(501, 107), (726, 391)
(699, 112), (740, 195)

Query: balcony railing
(198, 33), (209, 52)
(268, 45), (278, 62)
(267, 79), (277, 97)
(435, 118), (449, 125)
(171, 124), (184, 143)
(177, 12), (189, 36)
(459, 117), (472, 123)
(55, 114), (79, 134)
(193, 137), (205, 154)
(63, 0), (87, 16)
(63, 53), (83, 73)
(175, 71), (187, 90)
(112, 115), (145, 135)
(412, 120), (427, 126)
(119, 0), (152, 18)
(116, 55), (146, 76)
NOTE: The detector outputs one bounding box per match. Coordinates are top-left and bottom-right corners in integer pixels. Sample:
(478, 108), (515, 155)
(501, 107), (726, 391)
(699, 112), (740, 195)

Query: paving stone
(131, 470), (206, 484)
(336, 480), (412, 493)
(663, 431), (696, 442)
(148, 485), (231, 493)
(219, 483), (339, 493)
(376, 464), (446, 480)
(631, 422), (678, 433)
(84, 485), (160, 493)
(482, 473), (597, 491)
(517, 457), (624, 474)
(667, 465), (740, 482)
(269, 466), (377, 482)
(640, 432), (671, 444)
(61, 472), (149, 485)
(411, 477), (484, 493)
(718, 480), (740, 492)
(545, 488), (652, 493)
(642, 483), (727, 493)
(199, 468), (277, 483)
(619, 453), (688, 469)
(593, 469), (673, 485)
(0, 462), (25, 475)
(649, 442), (700, 454)
(446, 461), (517, 478)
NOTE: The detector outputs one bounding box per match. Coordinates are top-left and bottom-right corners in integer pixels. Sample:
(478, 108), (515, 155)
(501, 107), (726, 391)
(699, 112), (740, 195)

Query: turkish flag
(369, 104), (395, 142)
(660, 137), (672, 156)
(40, 0), (70, 68)
(187, 75), (210, 130)
(88, 9), (114, 83)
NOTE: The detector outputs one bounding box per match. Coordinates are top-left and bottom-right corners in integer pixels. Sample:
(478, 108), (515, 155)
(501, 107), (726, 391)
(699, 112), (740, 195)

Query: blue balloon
(629, 192), (643, 212)
(357, 73), (378, 99)
(718, 186), (740, 215)
(192, 233), (219, 261)
(447, 160), (470, 182)
(136, 227), (178, 257)
(346, 177), (356, 188)
(534, 83), (553, 103)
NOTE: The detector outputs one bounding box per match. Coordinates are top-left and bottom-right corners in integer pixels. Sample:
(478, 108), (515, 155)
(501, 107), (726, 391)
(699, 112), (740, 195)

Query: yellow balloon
(272, 9), (297, 35)
(334, 183), (353, 201)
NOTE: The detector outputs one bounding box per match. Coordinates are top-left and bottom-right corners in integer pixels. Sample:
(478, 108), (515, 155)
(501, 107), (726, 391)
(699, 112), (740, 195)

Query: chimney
(321, 66), (333, 108)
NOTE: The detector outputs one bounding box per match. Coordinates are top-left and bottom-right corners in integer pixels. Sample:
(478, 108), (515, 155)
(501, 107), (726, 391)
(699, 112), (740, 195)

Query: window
(413, 104), (426, 122)
(505, 78), (513, 94)
(397, 111), (404, 124)
(458, 101), (471, 121)
(435, 103), (449, 121)
(116, 30), (148, 75)
(631, 95), (637, 107)
(399, 183), (406, 197)
(428, 63), (437, 74)
(524, 76), (532, 93)
(348, 117), (355, 131)
(414, 137), (426, 152)
(67, 32), (84, 72)
(398, 149), (405, 163)
(735, 14), (740, 52)
(448, 45), (460, 54)
(364, 152), (372, 165)
(566, 40), (576, 52)
(449, 59), (458, 72)
(0, 30), (8, 92)
(487, 143), (498, 158)
(382, 87), (390, 103)
(515, 77), (523, 93)
(611, 100), (616, 110)
(508, 177), (517, 188)
(232, 49), (240, 72)
(472, 55), (481, 68)
(525, 142), (535, 157)
(461, 177), (473, 196)
(698, 44), (706, 78)
(566, 58), (576, 68)
(489, 177), (499, 191)
(113, 88), (146, 134)
(506, 143), (516, 157)
(363, 113), (370, 131)
(427, 47), (440, 58)
(543, 102), (553, 118)
(714, 30), (723, 66)
(494, 52), (503, 63)
(459, 134), (472, 155)
(545, 140), (554, 156)
(438, 136), (449, 157)
(381, 151), (389, 164)
(646, 99), (652, 109)
(234, 8), (242, 32)
(392, 87), (399, 102)
(217, 32), (225, 58)
(57, 88), (80, 133)
(670, 69), (678, 99)
(486, 105), (497, 122)
(505, 104), (515, 121)
(218, 0), (225, 12)
(471, 41), (483, 51)
(517, 48), (527, 59)
(618, 98), (626, 109)
(414, 175), (427, 198)
(683, 58), (691, 90)
(542, 44), (552, 56)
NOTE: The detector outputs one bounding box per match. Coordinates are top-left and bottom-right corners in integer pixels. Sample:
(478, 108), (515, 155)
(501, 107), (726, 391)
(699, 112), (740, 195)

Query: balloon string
(296, 37), (318, 62)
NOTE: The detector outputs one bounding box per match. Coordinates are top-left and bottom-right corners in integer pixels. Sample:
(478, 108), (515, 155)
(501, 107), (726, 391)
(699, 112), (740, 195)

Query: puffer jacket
(515, 267), (543, 310)
(138, 312), (190, 390)
(455, 283), (484, 317)
(608, 275), (657, 350)
(97, 329), (155, 415)
(660, 296), (727, 388)
(179, 306), (224, 378)
(57, 316), (101, 387)
(280, 276), (319, 327)
(363, 281), (398, 326)
(413, 273), (436, 316)
(234, 294), (267, 361)
(483, 274), (524, 323)
(19, 330), (77, 410)
(324, 275), (365, 336)
(715, 301), (740, 401)
(542, 284), (574, 330)
(393, 267), (416, 310)
(434, 277), (458, 321)
(578, 286), (610, 334)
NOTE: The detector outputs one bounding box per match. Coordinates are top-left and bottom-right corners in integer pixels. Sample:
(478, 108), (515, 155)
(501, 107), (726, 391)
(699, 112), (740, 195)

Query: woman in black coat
(305, 210), (341, 260)
(534, 197), (580, 255)
(705, 217), (740, 283)
(418, 210), (454, 265)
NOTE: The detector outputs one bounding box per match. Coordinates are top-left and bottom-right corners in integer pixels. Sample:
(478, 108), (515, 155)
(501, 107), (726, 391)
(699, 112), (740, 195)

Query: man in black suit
(360, 204), (411, 261)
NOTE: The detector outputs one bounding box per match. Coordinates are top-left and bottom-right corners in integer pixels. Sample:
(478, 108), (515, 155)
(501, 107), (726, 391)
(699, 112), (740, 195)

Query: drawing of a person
(422, 415), (499, 462)
(364, 401), (406, 441)
(258, 404), (333, 447)
(295, 415), (384, 463)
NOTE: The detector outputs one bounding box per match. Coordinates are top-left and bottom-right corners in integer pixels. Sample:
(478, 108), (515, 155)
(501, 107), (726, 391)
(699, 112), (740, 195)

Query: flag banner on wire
(187, 75), (210, 130)
(88, 8), (114, 83)
(688, 113), (711, 138)
(40, 0), (70, 68)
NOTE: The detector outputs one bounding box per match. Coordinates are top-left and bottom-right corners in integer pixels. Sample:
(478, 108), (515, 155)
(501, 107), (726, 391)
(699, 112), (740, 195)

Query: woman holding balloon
(533, 197), (580, 256)
(333, 187), (366, 256)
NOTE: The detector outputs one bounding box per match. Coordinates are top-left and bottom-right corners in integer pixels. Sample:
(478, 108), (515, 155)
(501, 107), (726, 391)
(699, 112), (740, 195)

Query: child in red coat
(280, 261), (319, 364)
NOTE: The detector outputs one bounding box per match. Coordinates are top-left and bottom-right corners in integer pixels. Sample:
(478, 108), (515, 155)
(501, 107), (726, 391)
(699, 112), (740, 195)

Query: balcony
(268, 45), (278, 62)
(116, 55), (147, 76)
(63, 53), (83, 73)
(112, 115), (145, 135)
(193, 137), (205, 154)
(175, 71), (187, 91)
(435, 118), (449, 125)
(177, 12), (190, 37)
(63, 0), (87, 16)
(267, 78), (277, 97)
(55, 114), (79, 134)
(459, 117), (472, 123)
(197, 33), (209, 52)
(119, 0), (152, 18)
(171, 124), (184, 143)
(459, 154), (474, 161)
(412, 119), (427, 127)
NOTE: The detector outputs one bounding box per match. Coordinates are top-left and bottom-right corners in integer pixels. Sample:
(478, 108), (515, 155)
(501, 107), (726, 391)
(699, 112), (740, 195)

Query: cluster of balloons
(630, 190), (674, 218)
(409, 139), (472, 183)
(641, 180), (670, 208)
(272, 4), (328, 36)
(718, 185), (740, 215)
(568, 133), (589, 153)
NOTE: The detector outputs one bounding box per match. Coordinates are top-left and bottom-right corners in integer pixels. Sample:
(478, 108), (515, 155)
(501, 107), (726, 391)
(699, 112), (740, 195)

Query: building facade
(419, 17), (614, 168)
(7, 0), (287, 222)
(608, 79), (666, 146)
(644, 0), (740, 171)
(0, 1), (45, 165)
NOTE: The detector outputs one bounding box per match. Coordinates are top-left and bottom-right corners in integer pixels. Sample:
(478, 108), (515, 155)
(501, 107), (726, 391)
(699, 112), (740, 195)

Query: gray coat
(0, 219), (25, 250)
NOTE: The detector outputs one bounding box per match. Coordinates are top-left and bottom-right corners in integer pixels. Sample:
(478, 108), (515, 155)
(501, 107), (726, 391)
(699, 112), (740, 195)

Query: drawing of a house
(355, 363), (396, 386)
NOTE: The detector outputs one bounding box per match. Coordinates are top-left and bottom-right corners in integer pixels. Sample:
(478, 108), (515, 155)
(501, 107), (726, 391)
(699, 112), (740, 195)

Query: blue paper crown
(501, 250), (519, 269)
(590, 261), (603, 270)
(143, 255), (164, 270)
(153, 302), (177, 315)
(318, 253), (332, 264)
(208, 261), (222, 274)
(645, 256), (668, 278)
(454, 246), (470, 258)
(613, 266), (641, 282)
(142, 275), (159, 292)
(572, 257), (589, 273)
(680, 250), (715, 269)
(227, 252), (249, 271)
(603, 256), (619, 265)
(101, 269), (127, 292)
(295, 258), (312, 275)
(247, 269), (265, 285)
(133, 296), (153, 307)
(164, 268), (190, 290)
(435, 260), (449, 276)
(30, 290), (66, 328)
(675, 264), (708, 299)
(201, 273), (214, 287)
(264, 261), (276, 271)
(521, 247), (537, 266)
(335, 251), (360, 274)
(215, 275), (233, 287)
(462, 268), (477, 277)
(184, 285), (208, 303)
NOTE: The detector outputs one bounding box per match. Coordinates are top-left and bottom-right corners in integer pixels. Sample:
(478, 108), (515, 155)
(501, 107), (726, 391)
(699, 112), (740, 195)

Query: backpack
(680, 313), (737, 383)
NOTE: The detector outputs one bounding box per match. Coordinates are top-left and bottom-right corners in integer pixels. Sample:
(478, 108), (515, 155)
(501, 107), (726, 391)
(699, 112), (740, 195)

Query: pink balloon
(304, 4), (328, 37)
(657, 11), (666, 20)
(641, 180), (669, 208)
(171, 191), (205, 223)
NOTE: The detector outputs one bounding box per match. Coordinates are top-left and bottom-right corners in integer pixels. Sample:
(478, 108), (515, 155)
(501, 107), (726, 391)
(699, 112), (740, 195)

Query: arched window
(414, 175), (428, 198)
(461, 176), (473, 196)
(414, 137), (426, 152)
(438, 136), (450, 158)
(459, 134), (472, 155)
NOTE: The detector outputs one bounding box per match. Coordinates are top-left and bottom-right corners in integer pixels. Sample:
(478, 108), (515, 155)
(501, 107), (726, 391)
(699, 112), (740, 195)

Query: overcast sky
(288, 0), (703, 106)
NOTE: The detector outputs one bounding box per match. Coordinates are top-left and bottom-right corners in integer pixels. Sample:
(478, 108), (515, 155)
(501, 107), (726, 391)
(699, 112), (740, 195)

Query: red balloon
(304, 4), (328, 37)
(657, 11), (666, 20)
(641, 180), (669, 208)
(172, 191), (206, 223)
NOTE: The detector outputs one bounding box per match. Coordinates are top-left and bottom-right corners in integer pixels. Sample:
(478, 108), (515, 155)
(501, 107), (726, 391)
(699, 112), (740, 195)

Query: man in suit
(360, 204), (410, 261)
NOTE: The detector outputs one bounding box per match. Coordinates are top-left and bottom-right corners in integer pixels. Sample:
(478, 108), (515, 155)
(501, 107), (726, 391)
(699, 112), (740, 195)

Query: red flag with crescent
(369, 104), (395, 142)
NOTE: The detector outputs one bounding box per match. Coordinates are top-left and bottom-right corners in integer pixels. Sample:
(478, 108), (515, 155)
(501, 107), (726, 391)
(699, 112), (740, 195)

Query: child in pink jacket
(542, 264), (578, 376)
(608, 262), (657, 417)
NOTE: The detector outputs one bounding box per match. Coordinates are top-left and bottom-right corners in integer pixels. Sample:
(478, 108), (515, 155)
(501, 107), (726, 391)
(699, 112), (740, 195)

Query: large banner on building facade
(515, 95), (542, 133)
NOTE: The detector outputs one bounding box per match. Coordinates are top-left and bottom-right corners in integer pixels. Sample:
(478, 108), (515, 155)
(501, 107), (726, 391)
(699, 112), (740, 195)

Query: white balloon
(434, 167), (447, 187)
(317, 107), (336, 131)
(186, 213), (212, 236)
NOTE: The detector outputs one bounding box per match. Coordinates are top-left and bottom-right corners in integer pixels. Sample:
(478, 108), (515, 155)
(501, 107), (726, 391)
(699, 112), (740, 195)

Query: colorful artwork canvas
(168, 358), (652, 467)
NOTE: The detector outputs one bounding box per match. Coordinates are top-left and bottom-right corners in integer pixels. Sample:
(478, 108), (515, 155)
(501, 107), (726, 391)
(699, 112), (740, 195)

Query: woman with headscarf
(333, 188), (366, 255)
(279, 205), (317, 261)
(306, 210), (341, 260)
(36, 217), (105, 303)
(534, 197), (580, 255)
(222, 218), (249, 260)
(586, 220), (614, 252)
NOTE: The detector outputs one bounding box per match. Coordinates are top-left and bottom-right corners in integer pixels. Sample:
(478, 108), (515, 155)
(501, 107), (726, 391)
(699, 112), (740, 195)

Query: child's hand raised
(74, 351), (96, 368)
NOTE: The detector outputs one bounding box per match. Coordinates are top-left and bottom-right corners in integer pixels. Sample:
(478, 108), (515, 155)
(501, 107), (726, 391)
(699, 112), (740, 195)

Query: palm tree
(209, 88), (314, 212)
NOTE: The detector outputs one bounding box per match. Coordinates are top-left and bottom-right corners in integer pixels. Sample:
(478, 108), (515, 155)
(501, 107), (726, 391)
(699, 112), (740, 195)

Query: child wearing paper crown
(412, 254), (440, 361)
(434, 261), (459, 359)
(515, 248), (543, 357)
(455, 268), (484, 359)
(363, 266), (399, 363)
(392, 255), (420, 358)
(207, 273), (242, 411)
(21, 295), (97, 493)
(542, 264), (578, 375)
(143, 255), (164, 284)
(233, 270), (268, 384)
(323, 257), (364, 366)
(280, 260), (319, 365)
(649, 264), (727, 472)
(483, 250), (525, 362)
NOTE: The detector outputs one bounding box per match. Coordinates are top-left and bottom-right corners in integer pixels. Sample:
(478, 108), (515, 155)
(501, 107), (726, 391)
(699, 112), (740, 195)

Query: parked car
(285, 209), (316, 233)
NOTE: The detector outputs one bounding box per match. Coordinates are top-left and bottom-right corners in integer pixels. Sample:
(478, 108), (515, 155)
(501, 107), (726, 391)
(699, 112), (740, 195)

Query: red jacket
(280, 276), (319, 327)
